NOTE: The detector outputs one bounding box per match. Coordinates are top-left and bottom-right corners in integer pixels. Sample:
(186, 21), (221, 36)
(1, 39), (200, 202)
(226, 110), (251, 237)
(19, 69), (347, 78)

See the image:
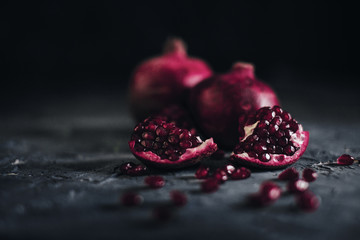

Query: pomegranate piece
(231, 106), (309, 169)
(170, 190), (187, 206)
(296, 191), (320, 212)
(336, 154), (355, 165)
(144, 176), (165, 189)
(278, 167), (299, 181)
(129, 117), (217, 169)
(195, 165), (210, 179)
(302, 168), (318, 182)
(230, 167), (251, 180)
(201, 178), (219, 193)
(287, 179), (309, 193)
(129, 38), (212, 121)
(249, 181), (281, 206)
(121, 192), (143, 207)
(190, 62), (280, 149)
(152, 206), (172, 221)
(213, 168), (228, 183)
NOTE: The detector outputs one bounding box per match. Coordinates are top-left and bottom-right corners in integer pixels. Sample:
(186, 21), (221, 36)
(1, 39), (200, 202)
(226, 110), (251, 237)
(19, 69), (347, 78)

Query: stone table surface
(1, 82), (360, 240)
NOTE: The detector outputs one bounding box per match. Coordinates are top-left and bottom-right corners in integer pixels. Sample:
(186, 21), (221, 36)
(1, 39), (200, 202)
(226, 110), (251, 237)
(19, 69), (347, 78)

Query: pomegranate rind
(129, 138), (218, 169)
(230, 131), (309, 169)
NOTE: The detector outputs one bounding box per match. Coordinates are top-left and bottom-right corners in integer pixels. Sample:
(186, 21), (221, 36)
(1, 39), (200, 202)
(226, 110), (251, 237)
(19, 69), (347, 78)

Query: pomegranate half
(230, 106), (309, 169)
(129, 38), (213, 121)
(190, 62), (280, 149)
(129, 117), (218, 169)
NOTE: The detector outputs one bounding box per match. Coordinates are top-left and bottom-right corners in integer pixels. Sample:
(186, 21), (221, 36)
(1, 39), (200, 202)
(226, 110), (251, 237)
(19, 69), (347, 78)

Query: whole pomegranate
(129, 38), (213, 121)
(190, 62), (280, 149)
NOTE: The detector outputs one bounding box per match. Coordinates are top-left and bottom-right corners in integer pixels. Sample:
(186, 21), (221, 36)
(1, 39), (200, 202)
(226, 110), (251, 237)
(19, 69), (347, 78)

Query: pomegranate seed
(201, 178), (219, 193)
(296, 191), (320, 212)
(195, 166), (210, 179)
(231, 167), (251, 180)
(152, 206), (172, 221)
(284, 145), (295, 155)
(287, 179), (309, 193)
(213, 169), (228, 183)
(222, 164), (236, 175)
(260, 181), (282, 202)
(260, 153), (271, 162)
(170, 191), (187, 206)
(144, 176), (165, 189)
(127, 164), (148, 176)
(119, 162), (136, 174)
(302, 168), (317, 182)
(337, 154), (355, 165)
(278, 167), (299, 181)
(121, 192), (143, 206)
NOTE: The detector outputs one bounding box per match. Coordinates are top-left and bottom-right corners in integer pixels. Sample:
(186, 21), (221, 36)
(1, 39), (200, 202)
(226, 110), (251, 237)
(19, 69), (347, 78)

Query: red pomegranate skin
(190, 62), (280, 149)
(129, 38), (213, 121)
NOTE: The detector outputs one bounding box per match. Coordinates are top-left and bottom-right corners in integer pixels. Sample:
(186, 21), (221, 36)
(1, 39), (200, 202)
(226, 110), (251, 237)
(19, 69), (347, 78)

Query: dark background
(1, 1), (359, 102)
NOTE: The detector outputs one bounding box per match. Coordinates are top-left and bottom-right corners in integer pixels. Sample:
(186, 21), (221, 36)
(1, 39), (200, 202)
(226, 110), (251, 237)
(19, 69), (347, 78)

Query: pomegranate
(278, 167), (299, 181)
(129, 38), (213, 120)
(190, 62), (280, 149)
(302, 168), (317, 182)
(170, 191), (187, 207)
(129, 117), (217, 169)
(296, 191), (320, 212)
(230, 106), (309, 169)
(144, 176), (165, 189)
(336, 154), (355, 165)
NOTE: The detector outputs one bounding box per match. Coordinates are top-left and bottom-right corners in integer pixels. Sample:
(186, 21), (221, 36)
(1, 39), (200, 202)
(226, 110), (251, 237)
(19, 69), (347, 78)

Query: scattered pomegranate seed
(201, 178), (219, 193)
(287, 179), (309, 193)
(119, 162), (137, 174)
(278, 167), (299, 181)
(302, 168), (318, 182)
(213, 168), (228, 183)
(144, 176), (165, 189)
(121, 192), (143, 207)
(221, 164), (236, 175)
(260, 181), (282, 202)
(337, 154), (355, 165)
(152, 206), (172, 221)
(296, 191), (320, 212)
(170, 190), (187, 207)
(231, 167), (251, 180)
(195, 165), (210, 179)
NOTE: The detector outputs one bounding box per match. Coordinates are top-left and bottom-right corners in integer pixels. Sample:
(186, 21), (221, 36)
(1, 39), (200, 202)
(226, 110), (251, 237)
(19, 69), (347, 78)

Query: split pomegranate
(144, 176), (165, 189)
(190, 62), (280, 149)
(278, 167), (299, 181)
(336, 154), (355, 165)
(129, 117), (217, 169)
(302, 168), (317, 182)
(231, 106), (309, 169)
(129, 38), (213, 120)
(296, 191), (320, 212)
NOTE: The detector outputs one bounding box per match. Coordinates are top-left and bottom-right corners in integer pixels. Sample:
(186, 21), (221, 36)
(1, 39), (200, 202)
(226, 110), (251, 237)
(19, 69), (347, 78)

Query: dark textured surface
(1, 80), (360, 240)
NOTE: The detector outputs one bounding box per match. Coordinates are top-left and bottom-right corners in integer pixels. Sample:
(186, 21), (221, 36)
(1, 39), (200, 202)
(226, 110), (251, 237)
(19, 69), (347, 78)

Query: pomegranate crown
(163, 37), (187, 56)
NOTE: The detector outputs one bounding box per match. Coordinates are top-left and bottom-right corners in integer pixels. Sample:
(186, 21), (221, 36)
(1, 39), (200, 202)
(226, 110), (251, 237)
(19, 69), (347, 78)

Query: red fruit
(249, 181), (281, 206)
(201, 178), (219, 193)
(302, 168), (317, 182)
(278, 167), (299, 181)
(195, 165), (210, 179)
(336, 154), (355, 165)
(129, 38), (213, 120)
(126, 164), (148, 176)
(170, 190), (187, 206)
(213, 168), (228, 183)
(222, 164), (236, 175)
(296, 191), (320, 212)
(129, 117), (217, 169)
(145, 176), (165, 189)
(190, 62), (280, 149)
(230, 167), (251, 180)
(121, 192), (143, 207)
(119, 162), (137, 174)
(287, 179), (309, 193)
(231, 106), (309, 169)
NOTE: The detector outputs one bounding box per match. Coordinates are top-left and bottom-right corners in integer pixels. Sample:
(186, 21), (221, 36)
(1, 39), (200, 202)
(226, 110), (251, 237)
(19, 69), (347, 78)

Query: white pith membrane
(231, 120), (309, 167)
(129, 138), (217, 168)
